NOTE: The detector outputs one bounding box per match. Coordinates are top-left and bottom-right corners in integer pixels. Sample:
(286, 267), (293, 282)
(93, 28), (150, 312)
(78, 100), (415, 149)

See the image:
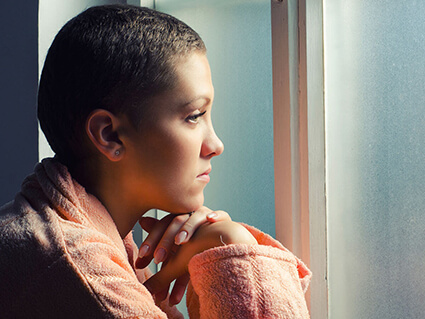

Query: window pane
(325, 1), (425, 318)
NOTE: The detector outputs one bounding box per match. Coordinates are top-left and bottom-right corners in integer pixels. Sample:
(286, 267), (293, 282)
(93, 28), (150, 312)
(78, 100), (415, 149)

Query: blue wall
(0, 2), (39, 206)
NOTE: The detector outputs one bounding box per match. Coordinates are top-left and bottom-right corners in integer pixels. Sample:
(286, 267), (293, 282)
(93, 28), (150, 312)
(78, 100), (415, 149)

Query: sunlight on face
(122, 53), (224, 213)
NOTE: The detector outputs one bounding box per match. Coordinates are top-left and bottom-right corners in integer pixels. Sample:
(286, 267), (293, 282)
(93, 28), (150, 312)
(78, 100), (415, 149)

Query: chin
(171, 194), (204, 214)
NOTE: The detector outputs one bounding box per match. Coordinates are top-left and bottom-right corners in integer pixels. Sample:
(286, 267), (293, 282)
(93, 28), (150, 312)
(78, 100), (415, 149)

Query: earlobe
(86, 109), (124, 162)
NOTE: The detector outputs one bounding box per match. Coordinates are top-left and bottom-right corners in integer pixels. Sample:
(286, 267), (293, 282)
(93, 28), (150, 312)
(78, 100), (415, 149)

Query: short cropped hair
(38, 5), (206, 166)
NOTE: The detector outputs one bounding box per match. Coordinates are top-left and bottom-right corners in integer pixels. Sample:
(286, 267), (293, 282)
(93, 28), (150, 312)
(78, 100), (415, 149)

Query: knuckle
(160, 237), (179, 250)
(158, 238), (172, 248)
(181, 221), (195, 232)
(217, 210), (231, 219)
(142, 234), (156, 246)
(198, 206), (212, 214)
(173, 214), (190, 224)
(144, 230), (163, 244)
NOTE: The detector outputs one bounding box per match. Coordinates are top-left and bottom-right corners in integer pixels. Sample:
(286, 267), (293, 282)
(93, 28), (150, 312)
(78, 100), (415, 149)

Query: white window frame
(271, 0), (327, 317)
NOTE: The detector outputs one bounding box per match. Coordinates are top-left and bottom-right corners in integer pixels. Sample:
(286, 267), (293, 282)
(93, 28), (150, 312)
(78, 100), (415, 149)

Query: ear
(86, 109), (124, 162)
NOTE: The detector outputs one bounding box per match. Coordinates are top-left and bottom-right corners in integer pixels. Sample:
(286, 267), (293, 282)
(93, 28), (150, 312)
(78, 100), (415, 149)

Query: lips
(197, 168), (211, 182)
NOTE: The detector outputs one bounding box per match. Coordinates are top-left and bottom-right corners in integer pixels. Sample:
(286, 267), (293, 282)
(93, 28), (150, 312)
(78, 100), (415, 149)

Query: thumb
(144, 241), (197, 295)
(143, 262), (183, 295)
(144, 227), (208, 295)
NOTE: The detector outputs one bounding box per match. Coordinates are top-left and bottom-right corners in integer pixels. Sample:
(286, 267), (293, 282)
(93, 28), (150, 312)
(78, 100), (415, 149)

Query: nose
(201, 126), (224, 158)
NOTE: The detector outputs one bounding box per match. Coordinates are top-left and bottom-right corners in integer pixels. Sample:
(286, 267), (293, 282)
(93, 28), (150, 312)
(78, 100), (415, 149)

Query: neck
(70, 159), (149, 238)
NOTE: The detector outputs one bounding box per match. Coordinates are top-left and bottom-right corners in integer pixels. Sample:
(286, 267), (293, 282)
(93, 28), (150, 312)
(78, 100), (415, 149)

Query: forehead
(132, 52), (214, 128)
(173, 52), (214, 104)
(151, 53), (214, 110)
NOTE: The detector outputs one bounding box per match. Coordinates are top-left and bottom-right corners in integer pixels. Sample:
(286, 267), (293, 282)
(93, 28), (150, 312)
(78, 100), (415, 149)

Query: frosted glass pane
(156, 0), (275, 235)
(325, 1), (425, 318)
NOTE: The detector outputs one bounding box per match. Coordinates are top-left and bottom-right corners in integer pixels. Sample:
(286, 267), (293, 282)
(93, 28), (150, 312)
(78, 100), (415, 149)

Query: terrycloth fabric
(186, 225), (311, 318)
(0, 158), (311, 318)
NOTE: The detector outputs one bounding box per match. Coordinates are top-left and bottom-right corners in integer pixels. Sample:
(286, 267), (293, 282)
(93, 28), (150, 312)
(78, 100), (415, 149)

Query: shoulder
(0, 193), (68, 275)
(0, 195), (116, 317)
(0, 194), (64, 256)
(0, 195), (88, 316)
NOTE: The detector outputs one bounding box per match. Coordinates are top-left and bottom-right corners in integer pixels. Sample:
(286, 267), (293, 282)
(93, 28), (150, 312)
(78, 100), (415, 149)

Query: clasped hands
(135, 206), (257, 306)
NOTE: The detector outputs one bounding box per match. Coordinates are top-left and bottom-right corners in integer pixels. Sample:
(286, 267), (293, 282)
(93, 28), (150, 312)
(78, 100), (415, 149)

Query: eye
(186, 111), (206, 124)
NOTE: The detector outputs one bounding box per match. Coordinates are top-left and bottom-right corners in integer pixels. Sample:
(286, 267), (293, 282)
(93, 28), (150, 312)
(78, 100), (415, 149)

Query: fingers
(138, 214), (191, 266)
(154, 213), (191, 261)
(138, 216), (159, 233)
(143, 216), (236, 301)
(143, 234), (200, 297)
(205, 209), (231, 223)
(143, 217), (217, 297)
(136, 214), (176, 268)
(143, 263), (177, 296)
(152, 263), (189, 305)
(155, 288), (169, 303)
(136, 208), (231, 270)
(154, 263), (170, 302)
(173, 207), (231, 245)
(169, 273), (190, 306)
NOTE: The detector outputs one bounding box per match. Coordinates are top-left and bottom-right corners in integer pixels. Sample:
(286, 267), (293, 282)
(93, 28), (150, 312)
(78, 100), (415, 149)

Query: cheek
(146, 134), (200, 175)
(167, 141), (201, 176)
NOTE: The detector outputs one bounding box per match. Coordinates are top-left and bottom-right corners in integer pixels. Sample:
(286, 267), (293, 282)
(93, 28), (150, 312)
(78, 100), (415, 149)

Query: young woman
(0, 5), (311, 318)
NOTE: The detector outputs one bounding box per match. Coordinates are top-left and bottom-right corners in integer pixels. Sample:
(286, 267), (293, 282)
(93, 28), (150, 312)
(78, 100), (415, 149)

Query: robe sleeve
(186, 224), (311, 319)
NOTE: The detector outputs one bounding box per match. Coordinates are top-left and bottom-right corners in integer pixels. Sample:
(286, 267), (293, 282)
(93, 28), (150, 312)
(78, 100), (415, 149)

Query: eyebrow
(179, 96), (210, 109)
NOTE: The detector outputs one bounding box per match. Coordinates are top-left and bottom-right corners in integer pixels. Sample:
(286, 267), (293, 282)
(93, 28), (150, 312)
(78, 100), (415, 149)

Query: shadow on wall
(0, 2), (39, 206)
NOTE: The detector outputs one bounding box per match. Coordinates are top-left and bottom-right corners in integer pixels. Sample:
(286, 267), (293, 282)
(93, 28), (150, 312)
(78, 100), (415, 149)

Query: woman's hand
(142, 219), (258, 305)
(135, 206), (231, 305)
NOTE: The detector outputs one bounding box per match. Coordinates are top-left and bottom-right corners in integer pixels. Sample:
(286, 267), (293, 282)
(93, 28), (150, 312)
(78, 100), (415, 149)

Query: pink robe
(0, 158), (311, 318)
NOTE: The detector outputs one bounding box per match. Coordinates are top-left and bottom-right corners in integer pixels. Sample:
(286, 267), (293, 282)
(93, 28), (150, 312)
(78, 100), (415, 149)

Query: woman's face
(121, 52), (223, 213)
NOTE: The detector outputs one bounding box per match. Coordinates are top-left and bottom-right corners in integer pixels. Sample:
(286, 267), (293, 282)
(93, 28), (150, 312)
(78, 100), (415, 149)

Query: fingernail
(154, 248), (166, 264)
(175, 231), (188, 245)
(207, 212), (217, 219)
(138, 244), (150, 258)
